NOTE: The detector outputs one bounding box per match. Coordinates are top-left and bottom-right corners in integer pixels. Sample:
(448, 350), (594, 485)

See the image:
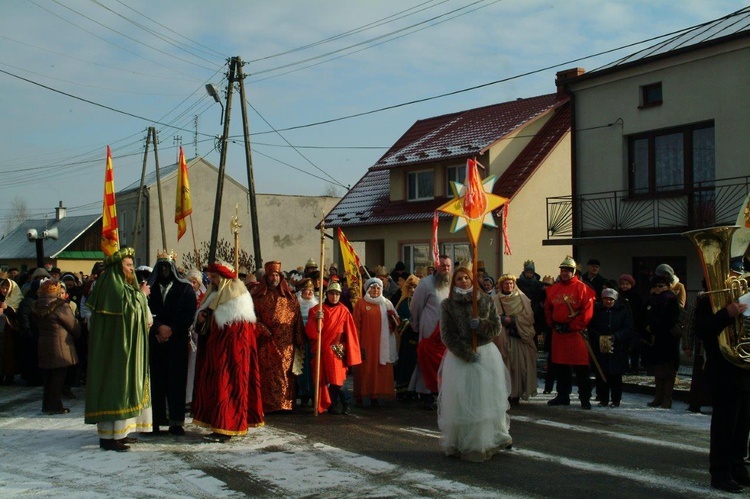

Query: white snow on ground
(0, 380), (710, 498)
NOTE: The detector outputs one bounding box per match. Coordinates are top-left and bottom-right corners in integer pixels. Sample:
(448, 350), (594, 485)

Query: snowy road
(0, 382), (723, 498)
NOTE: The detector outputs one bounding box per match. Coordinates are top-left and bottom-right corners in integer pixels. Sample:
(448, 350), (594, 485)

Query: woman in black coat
(588, 288), (633, 407)
(643, 275), (681, 408)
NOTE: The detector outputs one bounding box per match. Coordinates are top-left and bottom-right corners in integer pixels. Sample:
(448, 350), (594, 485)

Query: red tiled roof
(324, 94), (570, 228)
(374, 94), (561, 169)
(494, 100), (571, 199)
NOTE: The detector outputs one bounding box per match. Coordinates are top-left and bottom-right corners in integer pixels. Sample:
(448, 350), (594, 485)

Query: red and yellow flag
(337, 228), (363, 297)
(175, 147), (193, 241)
(101, 146), (119, 256)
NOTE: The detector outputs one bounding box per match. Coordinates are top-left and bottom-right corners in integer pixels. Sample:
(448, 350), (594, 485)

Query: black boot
(547, 396), (570, 406)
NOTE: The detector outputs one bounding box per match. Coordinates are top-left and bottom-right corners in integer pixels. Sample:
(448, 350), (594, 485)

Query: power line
(250, 0), (493, 77)
(26, 0), (210, 80)
(0, 66), (216, 137)
(0, 34), (181, 81)
(112, 0), (227, 59)
(247, 0), (447, 63)
(245, 100), (346, 188)
(49, 0), (221, 72)
(249, 23), (706, 134)
(89, 0), (222, 66)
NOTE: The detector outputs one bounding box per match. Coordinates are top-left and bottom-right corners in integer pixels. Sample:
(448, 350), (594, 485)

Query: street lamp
(205, 84), (224, 124)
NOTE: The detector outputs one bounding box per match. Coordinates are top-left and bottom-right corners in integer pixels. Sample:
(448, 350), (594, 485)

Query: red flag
(462, 158), (487, 220)
(175, 147), (193, 241)
(502, 203), (512, 255)
(101, 146), (119, 256)
(432, 211), (440, 267)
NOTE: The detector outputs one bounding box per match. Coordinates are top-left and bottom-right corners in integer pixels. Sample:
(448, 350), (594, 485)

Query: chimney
(55, 201), (66, 221)
(556, 67), (585, 98)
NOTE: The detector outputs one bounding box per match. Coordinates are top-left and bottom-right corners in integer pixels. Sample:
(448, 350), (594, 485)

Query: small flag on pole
(101, 146), (120, 256)
(175, 147), (193, 241)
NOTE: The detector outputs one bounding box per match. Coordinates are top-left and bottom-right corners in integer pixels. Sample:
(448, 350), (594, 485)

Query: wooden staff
(230, 204), (241, 273)
(314, 221), (326, 417)
(471, 242), (479, 352)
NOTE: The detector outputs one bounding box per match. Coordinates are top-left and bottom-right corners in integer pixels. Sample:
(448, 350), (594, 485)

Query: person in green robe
(84, 247), (152, 452)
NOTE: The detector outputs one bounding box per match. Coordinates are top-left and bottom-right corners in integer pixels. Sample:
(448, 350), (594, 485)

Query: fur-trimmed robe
(192, 282), (264, 435)
(440, 292), (501, 362)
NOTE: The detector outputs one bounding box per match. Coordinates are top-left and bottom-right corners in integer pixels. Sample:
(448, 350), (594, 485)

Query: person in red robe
(192, 262), (264, 442)
(252, 261), (305, 413)
(544, 256), (596, 410)
(305, 282), (361, 415)
(353, 277), (397, 407)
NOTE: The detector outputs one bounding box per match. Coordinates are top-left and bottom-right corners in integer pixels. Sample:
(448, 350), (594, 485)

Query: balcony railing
(546, 175), (750, 240)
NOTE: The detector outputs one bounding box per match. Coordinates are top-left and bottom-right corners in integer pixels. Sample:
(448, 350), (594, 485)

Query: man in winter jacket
(544, 256), (596, 409)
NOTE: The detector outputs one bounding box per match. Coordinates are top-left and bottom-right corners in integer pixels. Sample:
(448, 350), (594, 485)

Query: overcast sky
(0, 0), (746, 225)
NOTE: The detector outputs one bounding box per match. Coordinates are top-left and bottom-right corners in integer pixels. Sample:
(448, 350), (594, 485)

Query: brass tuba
(683, 226), (750, 369)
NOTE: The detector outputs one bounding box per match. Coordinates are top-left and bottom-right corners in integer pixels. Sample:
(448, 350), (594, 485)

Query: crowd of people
(0, 250), (748, 493)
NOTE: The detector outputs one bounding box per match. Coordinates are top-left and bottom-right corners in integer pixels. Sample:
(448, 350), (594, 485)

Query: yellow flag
(175, 147), (193, 241)
(337, 228), (362, 299)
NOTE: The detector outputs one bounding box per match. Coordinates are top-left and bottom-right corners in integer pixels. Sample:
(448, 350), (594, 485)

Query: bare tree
(2, 197), (28, 238)
(181, 238), (255, 272)
(322, 184), (341, 198)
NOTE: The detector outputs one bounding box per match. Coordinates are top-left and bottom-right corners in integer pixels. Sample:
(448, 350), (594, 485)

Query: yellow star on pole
(437, 174), (507, 246)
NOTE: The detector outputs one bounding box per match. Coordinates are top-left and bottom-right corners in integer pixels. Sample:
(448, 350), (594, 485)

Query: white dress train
(437, 343), (512, 462)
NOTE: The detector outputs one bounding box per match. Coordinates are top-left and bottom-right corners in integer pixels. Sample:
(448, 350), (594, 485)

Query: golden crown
(156, 249), (177, 262)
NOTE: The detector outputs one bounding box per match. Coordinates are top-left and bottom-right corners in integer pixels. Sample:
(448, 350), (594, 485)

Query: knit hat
(365, 277), (383, 290)
(32, 268), (51, 280)
(602, 288), (619, 300)
(654, 264), (676, 284)
(618, 274), (635, 286)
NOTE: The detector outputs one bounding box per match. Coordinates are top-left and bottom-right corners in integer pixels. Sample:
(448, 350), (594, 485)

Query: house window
(628, 123), (714, 195)
(639, 82), (662, 108)
(446, 164), (466, 196)
(407, 170), (434, 201)
(441, 243), (471, 268)
(402, 243), (431, 273)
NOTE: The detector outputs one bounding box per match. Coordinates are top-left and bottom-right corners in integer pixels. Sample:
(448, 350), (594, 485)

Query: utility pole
(208, 56), (263, 268)
(208, 59), (236, 265)
(152, 127), (167, 251)
(236, 60), (262, 268)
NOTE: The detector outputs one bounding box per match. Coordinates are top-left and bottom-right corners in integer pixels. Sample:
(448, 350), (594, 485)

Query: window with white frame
(446, 164), (466, 196)
(628, 122), (714, 195)
(402, 243), (431, 273)
(441, 242), (471, 267)
(407, 170), (434, 201)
